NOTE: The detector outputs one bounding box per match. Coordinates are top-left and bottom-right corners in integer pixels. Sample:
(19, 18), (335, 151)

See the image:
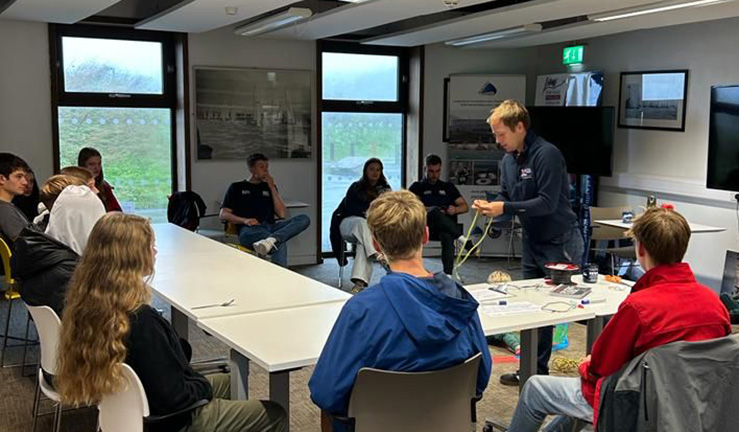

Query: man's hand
(472, 200), (505, 217)
(444, 205), (457, 216)
(243, 218), (259, 226)
(265, 173), (277, 189)
(579, 355), (591, 368)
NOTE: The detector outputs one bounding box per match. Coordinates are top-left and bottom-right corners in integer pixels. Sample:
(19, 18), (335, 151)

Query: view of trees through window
(56, 34), (173, 222)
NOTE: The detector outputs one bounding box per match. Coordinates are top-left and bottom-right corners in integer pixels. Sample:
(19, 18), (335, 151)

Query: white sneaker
(253, 237), (277, 256)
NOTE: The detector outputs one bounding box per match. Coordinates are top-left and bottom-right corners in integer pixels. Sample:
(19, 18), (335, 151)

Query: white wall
(0, 20), (53, 181)
(533, 17), (739, 288)
(187, 29), (318, 264)
(421, 43), (539, 181)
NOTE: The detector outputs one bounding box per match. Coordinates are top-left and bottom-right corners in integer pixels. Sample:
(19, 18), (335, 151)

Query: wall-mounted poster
(195, 67), (312, 160)
(444, 74), (526, 143)
(534, 71), (604, 107)
(618, 70), (689, 131)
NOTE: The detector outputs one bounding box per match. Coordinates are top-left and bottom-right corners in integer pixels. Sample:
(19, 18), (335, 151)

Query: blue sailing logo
(479, 82), (497, 96)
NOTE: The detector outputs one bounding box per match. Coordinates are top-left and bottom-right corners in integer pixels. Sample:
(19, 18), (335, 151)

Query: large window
(51, 25), (177, 222)
(319, 43), (408, 252)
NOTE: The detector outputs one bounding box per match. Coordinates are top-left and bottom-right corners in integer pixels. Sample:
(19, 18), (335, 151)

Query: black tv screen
(707, 85), (739, 192)
(526, 106), (615, 177)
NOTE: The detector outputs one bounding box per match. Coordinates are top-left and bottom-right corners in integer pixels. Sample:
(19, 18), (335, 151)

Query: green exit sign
(563, 45), (585, 65)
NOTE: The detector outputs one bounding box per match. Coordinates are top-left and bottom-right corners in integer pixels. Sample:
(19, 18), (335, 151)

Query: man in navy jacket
(473, 100), (583, 386)
(309, 190), (492, 429)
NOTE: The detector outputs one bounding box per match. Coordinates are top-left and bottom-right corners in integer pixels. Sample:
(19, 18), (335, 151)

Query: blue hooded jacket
(309, 272), (492, 416)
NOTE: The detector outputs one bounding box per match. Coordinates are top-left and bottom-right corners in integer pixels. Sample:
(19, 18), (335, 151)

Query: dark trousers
(427, 209), (462, 275)
(522, 222), (585, 375)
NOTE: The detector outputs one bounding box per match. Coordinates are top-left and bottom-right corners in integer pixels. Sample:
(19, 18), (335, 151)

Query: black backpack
(167, 191), (207, 231)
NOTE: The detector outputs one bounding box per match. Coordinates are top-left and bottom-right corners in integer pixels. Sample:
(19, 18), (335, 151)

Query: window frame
(49, 24), (179, 202)
(317, 41), (410, 256)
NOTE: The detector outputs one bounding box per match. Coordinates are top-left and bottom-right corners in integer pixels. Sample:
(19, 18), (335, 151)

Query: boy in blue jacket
(309, 190), (492, 429)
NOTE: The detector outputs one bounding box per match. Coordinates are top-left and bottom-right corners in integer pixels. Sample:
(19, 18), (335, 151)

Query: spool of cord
(545, 263), (580, 285)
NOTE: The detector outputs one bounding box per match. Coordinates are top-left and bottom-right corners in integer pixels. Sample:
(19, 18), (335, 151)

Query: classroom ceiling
(2, 0), (739, 49)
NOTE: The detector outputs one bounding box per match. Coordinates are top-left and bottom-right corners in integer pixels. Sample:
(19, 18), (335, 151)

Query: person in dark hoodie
(309, 190), (492, 430)
(338, 158), (392, 293)
(56, 213), (286, 432)
(473, 100), (583, 387)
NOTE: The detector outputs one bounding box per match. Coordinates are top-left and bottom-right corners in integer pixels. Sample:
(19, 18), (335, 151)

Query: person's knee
(521, 375), (548, 402)
(294, 214), (310, 229)
(262, 401), (288, 431)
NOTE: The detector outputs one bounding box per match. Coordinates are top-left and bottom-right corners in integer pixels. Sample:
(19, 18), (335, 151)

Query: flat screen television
(707, 85), (739, 192)
(526, 106), (615, 177)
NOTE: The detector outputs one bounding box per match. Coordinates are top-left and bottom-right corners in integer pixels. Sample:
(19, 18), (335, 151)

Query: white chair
(98, 363), (208, 432)
(335, 353), (482, 432)
(25, 305), (62, 432)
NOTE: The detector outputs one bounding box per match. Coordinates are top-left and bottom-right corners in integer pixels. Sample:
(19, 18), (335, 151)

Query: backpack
(167, 191), (207, 231)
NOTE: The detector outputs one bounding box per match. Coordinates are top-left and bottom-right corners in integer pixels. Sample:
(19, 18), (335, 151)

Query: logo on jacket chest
(520, 168), (533, 180)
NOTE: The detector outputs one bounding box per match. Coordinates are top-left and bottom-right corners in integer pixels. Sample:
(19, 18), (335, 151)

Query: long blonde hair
(56, 213), (155, 406)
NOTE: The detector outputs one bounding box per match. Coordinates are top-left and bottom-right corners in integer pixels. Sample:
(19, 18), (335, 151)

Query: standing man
(409, 154), (469, 275)
(473, 100), (583, 386)
(220, 153), (310, 268)
(0, 153), (31, 246)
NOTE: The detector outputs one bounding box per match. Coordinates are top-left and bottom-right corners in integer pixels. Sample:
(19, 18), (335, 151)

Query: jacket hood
(12, 228), (79, 279)
(378, 272), (479, 347)
(45, 185), (105, 255)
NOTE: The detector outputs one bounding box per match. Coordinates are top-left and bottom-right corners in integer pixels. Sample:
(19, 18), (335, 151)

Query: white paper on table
(469, 288), (511, 303)
(480, 301), (541, 317)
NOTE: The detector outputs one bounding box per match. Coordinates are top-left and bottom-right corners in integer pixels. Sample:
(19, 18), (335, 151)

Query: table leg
(171, 307), (189, 341)
(586, 317), (605, 354)
(229, 349), (250, 400)
(270, 371), (291, 431)
(519, 329), (538, 393)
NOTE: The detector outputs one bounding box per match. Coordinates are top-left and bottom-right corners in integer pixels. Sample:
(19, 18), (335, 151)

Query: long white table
(152, 223), (350, 335)
(595, 219), (725, 233)
(198, 301), (347, 420)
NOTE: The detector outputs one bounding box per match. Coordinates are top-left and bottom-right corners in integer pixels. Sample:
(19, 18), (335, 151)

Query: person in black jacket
(56, 213), (286, 432)
(339, 158), (391, 293)
(473, 100), (584, 387)
(12, 228), (78, 316)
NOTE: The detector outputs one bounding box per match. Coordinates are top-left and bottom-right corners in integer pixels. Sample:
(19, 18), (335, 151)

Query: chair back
(25, 305), (61, 374)
(589, 206), (632, 241)
(0, 237), (14, 285)
(98, 363), (150, 432)
(347, 353), (481, 432)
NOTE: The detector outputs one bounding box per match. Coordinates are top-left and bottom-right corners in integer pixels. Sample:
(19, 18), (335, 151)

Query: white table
(595, 219), (725, 233)
(198, 301), (347, 421)
(467, 282), (595, 390)
(152, 224), (349, 336)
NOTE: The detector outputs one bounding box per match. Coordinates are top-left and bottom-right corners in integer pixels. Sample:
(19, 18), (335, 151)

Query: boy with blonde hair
(506, 207), (730, 431)
(310, 190), (492, 428)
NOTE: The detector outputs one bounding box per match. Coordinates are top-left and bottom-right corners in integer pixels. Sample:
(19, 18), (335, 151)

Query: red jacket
(578, 263), (731, 425)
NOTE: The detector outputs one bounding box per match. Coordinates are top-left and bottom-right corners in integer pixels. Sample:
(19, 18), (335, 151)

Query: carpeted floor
(0, 256), (595, 432)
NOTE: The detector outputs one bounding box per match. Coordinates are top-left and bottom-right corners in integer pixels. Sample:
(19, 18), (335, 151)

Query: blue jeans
(238, 214), (310, 267)
(508, 376), (593, 432)
(522, 223), (584, 374)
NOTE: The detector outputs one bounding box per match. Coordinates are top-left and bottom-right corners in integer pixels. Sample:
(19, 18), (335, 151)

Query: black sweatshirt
(343, 181), (391, 218)
(125, 305), (212, 432)
(498, 130), (578, 243)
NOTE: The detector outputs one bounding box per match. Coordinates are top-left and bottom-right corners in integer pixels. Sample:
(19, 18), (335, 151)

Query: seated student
(35, 175), (86, 231)
(409, 154), (468, 275)
(14, 177), (103, 315)
(78, 147), (122, 212)
(220, 153), (310, 267)
(56, 213), (287, 432)
(12, 169), (40, 222)
(338, 158), (391, 293)
(309, 190), (492, 429)
(0, 153), (31, 246)
(507, 207), (732, 432)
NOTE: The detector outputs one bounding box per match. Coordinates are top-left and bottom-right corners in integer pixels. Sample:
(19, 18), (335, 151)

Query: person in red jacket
(506, 206), (731, 432)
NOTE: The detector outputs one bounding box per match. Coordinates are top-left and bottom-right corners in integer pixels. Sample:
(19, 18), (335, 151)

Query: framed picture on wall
(618, 70), (689, 131)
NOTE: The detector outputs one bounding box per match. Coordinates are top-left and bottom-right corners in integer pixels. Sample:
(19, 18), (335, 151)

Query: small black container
(583, 263), (599, 284)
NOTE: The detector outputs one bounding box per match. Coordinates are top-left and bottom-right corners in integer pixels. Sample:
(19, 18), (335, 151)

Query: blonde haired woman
(56, 213), (286, 432)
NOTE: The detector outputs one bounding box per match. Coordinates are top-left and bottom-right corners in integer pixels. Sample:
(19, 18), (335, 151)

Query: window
(51, 25), (177, 222)
(319, 42), (408, 252)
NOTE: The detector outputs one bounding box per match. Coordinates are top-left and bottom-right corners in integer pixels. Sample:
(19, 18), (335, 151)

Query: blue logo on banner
(479, 82), (497, 96)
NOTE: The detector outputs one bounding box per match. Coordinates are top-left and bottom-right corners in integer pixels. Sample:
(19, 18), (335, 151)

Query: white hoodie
(45, 185), (106, 255)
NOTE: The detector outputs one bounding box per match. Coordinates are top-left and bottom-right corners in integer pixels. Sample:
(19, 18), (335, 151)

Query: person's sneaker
(455, 235), (475, 251)
(499, 372), (520, 386)
(350, 281), (367, 294)
(253, 237), (277, 256)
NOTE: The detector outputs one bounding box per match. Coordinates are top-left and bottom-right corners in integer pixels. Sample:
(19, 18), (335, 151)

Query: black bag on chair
(167, 191), (207, 232)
